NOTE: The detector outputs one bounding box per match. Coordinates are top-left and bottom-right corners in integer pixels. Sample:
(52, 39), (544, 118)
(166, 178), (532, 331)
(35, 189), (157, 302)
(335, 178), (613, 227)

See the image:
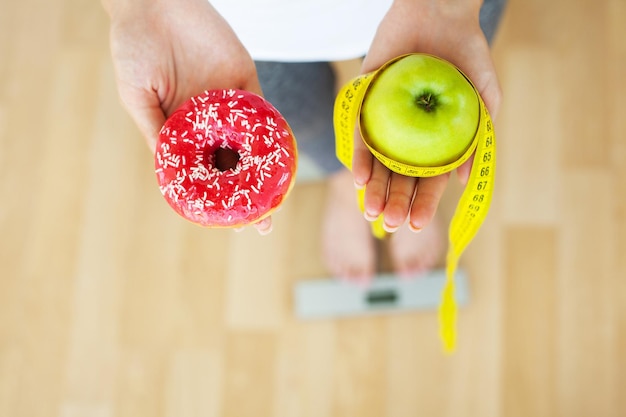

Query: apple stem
(416, 92), (437, 113)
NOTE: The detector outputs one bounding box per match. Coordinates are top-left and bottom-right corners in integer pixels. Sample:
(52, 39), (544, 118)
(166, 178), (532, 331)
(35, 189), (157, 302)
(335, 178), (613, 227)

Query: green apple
(360, 54), (479, 167)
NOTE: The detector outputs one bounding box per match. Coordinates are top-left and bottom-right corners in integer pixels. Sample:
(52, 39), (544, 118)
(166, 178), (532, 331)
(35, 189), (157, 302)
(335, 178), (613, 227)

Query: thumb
(125, 101), (166, 154)
(241, 74), (264, 97)
(456, 154), (474, 186)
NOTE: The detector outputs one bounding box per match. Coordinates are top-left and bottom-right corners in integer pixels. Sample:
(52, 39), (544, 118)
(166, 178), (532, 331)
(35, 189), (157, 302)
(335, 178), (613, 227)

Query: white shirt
(211, 0), (393, 62)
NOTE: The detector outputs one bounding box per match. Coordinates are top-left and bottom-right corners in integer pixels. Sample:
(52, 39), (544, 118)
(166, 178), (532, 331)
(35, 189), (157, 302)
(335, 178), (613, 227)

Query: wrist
(392, 0), (483, 20)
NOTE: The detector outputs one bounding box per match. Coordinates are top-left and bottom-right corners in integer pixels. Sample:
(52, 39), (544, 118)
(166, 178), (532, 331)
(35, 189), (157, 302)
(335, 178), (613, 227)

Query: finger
(409, 174), (450, 232)
(119, 89), (166, 153)
(132, 105), (166, 154)
(241, 74), (264, 97)
(456, 153), (474, 186)
(362, 159), (389, 221)
(477, 72), (502, 122)
(253, 216), (273, 235)
(457, 48), (502, 121)
(352, 127), (373, 189)
(382, 173), (418, 232)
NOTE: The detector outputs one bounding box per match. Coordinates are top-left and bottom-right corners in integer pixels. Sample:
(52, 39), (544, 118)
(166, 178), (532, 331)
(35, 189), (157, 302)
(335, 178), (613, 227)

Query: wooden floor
(1, 0), (625, 416)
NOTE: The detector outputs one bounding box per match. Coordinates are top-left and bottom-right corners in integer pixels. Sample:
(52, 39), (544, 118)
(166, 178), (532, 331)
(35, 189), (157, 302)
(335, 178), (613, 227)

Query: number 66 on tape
(333, 54), (496, 353)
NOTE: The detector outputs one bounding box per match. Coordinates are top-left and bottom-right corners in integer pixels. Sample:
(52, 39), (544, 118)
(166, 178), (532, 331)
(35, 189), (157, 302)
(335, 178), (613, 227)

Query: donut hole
(207, 147), (240, 172)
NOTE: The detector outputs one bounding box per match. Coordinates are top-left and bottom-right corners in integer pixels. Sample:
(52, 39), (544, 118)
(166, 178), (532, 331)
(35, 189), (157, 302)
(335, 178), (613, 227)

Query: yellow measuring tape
(333, 54), (495, 353)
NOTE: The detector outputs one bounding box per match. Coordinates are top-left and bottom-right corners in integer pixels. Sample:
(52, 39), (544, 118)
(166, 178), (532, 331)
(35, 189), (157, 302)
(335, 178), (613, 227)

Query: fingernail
(383, 222), (399, 233)
(364, 211), (378, 221)
(258, 225), (273, 235)
(408, 223), (422, 233)
(354, 180), (365, 190)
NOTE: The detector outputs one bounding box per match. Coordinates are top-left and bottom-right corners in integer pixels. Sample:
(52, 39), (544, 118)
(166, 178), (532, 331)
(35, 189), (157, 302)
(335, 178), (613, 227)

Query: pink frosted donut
(155, 89), (298, 228)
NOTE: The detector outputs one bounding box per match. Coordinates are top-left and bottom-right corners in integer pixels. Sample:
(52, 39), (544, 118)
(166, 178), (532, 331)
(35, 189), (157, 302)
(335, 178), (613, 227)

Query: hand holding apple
(352, 0), (502, 233)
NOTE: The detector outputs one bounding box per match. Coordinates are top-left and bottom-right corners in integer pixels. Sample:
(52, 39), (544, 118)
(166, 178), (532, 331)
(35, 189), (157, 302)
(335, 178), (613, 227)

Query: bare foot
(387, 214), (445, 279)
(322, 169), (376, 285)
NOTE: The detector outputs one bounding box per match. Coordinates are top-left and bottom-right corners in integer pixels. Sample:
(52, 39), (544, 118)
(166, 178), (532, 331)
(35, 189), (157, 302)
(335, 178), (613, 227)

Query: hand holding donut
(103, 0), (278, 233)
